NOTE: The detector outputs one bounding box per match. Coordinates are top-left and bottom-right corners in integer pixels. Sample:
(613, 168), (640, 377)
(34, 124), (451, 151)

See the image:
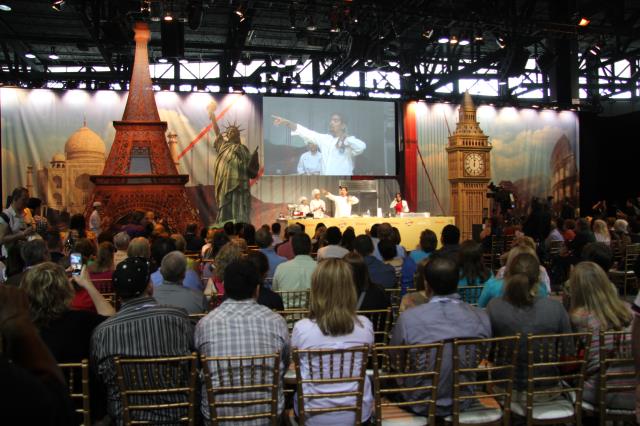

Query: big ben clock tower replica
(446, 91), (492, 240)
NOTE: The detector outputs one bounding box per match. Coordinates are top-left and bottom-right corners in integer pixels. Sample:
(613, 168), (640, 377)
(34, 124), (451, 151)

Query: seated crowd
(1, 186), (639, 425)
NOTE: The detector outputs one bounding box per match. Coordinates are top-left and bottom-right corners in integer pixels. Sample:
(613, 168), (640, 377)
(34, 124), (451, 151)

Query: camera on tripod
(487, 182), (515, 213)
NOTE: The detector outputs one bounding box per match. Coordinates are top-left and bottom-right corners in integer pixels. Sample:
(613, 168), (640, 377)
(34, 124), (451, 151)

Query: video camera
(487, 182), (515, 212)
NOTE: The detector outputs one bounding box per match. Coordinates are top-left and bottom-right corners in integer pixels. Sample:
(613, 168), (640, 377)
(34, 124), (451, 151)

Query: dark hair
(576, 218), (590, 232)
(503, 253), (540, 307)
(185, 223), (198, 233)
(391, 227), (401, 245)
(20, 239), (49, 266)
(354, 235), (374, 256)
(241, 223), (256, 245)
(74, 238), (96, 263)
(223, 221), (235, 236)
(370, 224), (380, 239)
(315, 222), (326, 232)
(441, 224), (461, 246)
(208, 231), (230, 259)
(458, 240), (490, 285)
(581, 242), (613, 272)
(234, 222), (245, 236)
(151, 237), (177, 267)
(292, 233), (312, 256)
(326, 226), (342, 245)
(341, 228), (356, 251)
(419, 229), (438, 253)
(424, 252), (459, 295)
(246, 251), (270, 282)
(271, 222), (281, 235)
(26, 197), (42, 210)
(254, 228), (273, 248)
(414, 257), (430, 292)
(378, 239), (397, 261)
(224, 259), (260, 300)
(46, 231), (62, 251)
(69, 214), (87, 238)
(11, 187), (28, 204)
(343, 252), (371, 294)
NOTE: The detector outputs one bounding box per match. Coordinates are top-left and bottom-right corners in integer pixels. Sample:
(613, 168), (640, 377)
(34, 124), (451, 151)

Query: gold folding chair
(114, 353), (198, 425)
(274, 309), (309, 334)
(92, 278), (113, 294)
(59, 359), (91, 426)
(372, 342), (443, 426)
(292, 345), (370, 426)
(457, 286), (484, 306)
(275, 290), (310, 309)
(608, 243), (639, 296)
(188, 312), (207, 325)
(580, 330), (636, 426)
(448, 336), (520, 426)
(201, 352), (281, 425)
(510, 332), (591, 426)
(357, 308), (392, 345)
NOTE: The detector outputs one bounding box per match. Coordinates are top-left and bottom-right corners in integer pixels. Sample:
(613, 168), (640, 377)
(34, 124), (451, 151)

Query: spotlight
(289, 3), (296, 29)
(158, 58), (168, 63)
(164, 12), (173, 21)
(48, 47), (59, 60)
(589, 42), (602, 55)
(577, 17), (590, 27)
(25, 52), (36, 59)
(449, 35), (459, 45)
(235, 3), (246, 21)
(0, 4), (11, 11)
(459, 34), (470, 46)
(437, 34), (449, 44)
(421, 28), (434, 39)
(51, 0), (64, 11)
(306, 16), (316, 31)
(496, 35), (507, 49)
(474, 32), (484, 42)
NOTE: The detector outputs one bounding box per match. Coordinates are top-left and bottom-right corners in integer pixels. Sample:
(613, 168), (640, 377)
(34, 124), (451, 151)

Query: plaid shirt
(195, 299), (290, 424)
(90, 297), (194, 426)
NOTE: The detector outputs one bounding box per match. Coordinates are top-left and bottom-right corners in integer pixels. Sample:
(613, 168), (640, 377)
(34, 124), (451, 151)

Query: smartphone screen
(70, 252), (82, 276)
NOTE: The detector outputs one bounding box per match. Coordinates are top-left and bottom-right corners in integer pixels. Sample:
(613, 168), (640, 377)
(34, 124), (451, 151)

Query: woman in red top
(70, 241), (114, 312)
(389, 192), (409, 214)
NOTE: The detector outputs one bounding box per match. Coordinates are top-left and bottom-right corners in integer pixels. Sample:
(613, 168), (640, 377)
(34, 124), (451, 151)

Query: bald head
(160, 250), (187, 283)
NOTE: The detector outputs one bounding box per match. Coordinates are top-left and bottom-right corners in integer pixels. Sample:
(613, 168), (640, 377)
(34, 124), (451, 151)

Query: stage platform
(286, 216), (455, 251)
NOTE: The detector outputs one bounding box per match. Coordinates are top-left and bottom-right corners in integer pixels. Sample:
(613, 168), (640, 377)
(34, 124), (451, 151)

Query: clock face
(464, 153), (484, 176)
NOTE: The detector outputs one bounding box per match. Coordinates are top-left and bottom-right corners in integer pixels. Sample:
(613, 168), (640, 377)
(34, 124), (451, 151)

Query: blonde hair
(505, 244), (538, 269)
(592, 219), (610, 240)
(127, 237), (150, 258)
(569, 262), (631, 330)
(214, 243), (244, 280)
(309, 258), (360, 336)
(20, 262), (73, 327)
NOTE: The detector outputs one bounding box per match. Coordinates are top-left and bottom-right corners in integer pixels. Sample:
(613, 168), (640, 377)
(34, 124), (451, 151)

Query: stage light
(474, 32), (484, 41)
(306, 16), (316, 31)
(164, 12), (173, 21)
(496, 35), (506, 49)
(25, 52), (36, 59)
(421, 28), (434, 39)
(51, 0), (64, 11)
(459, 34), (470, 46)
(449, 35), (459, 45)
(289, 3), (296, 29)
(0, 4), (11, 11)
(235, 2), (246, 22)
(158, 58), (168, 63)
(48, 47), (59, 60)
(589, 42), (602, 55)
(578, 17), (590, 27)
(437, 35), (449, 44)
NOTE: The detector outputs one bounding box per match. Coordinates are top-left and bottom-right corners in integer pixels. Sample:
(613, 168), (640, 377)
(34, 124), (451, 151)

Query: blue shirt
(409, 249), (431, 264)
(259, 247), (287, 279)
(477, 278), (549, 308)
(151, 269), (203, 292)
(364, 255), (396, 288)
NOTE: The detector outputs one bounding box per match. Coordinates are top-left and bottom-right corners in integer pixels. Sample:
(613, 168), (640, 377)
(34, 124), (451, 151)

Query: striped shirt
(195, 299), (290, 424)
(90, 297), (194, 425)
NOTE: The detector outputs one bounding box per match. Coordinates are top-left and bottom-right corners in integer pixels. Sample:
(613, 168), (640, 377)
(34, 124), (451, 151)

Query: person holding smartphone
(0, 187), (36, 277)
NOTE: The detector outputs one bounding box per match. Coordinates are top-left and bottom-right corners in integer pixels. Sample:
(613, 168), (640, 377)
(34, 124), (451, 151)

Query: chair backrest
(623, 243), (640, 271)
(274, 309), (309, 333)
(548, 240), (564, 257)
(598, 330), (635, 421)
(201, 352), (281, 425)
(356, 308), (392, 345)
(293, 345), (370, 426)
(372, 343), (444, 426)
(525, 332), (591, 422)
(384, 288), (403, 307)
(275, 290), (310, 309)
(114, 353), (198, 425)
(188, 313), (207, 325)
(58, 359), (91, 426)
(457, 285), (484, 306)
(92, 278), (113, 293)
(452, 336), (520, 426)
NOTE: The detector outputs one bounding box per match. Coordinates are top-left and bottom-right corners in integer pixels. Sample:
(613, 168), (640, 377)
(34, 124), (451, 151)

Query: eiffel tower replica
(87, 22), (199, 231)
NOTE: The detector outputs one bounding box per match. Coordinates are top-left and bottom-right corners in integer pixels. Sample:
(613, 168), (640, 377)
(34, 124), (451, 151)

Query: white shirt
(1, 206), (26, 258)
(325, 193), (359, 218)
(316, 244), (349, 261)
(292, 316), (374, 425)
(389, 199), (409, 213)
(309, 199), (326, 218)
(297, 151), (323, 175)
(297, 204), (311, 215)
(89, 209), (101, 234)
(292, 124), (366, 175)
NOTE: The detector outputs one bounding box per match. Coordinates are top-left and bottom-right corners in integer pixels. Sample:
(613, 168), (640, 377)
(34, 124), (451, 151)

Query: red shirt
(69, 270), (113, 313)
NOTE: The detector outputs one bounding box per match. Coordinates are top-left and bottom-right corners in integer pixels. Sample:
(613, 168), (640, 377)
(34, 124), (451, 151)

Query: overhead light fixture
(48, 47), (59, 60)
(498, 80), (507, 86)
(449, 35), (459, 45)
(179, 58), (189, 65)
(459, 34), (470, 46)
(437, 34), (450, 44)
(589, 41), (602, 55)
(496, 35), (507, 49)
(0, 4), (11, 11)
(235, 2), (246, 22)
(474, 32), (484, 41)
(578, 17), (590, 27)
(25, 52), (36, 59)
(421, 28), (434, 39)
(158, 57), (168, 63)
(289, 3), (296, 29)
(51, 0), (64, 11)
(163, 12), (173, 21)
(306, 16), (316, 31)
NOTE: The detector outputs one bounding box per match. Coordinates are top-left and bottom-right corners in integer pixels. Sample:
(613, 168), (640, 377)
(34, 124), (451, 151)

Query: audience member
(343, 252), (390, 311)
(544, 219), (565, 251)
(486, 253), (572, 395)
(409, 228), (437, 264)
(495, 239), (551, 292)
(399, 257), (429, 312)
(317, 226), (348, 260)
(246, 251), (285, 311)
(153, 251), (207, 314)
(292, 258), (374, 425)
(276, 224), (302, 260)
(205, 242), (244, 298)
(5, 239), (49, 287)
(170, 233), (204, 292)
(149, 237), (177, 285)
(435, 224), (461, 258)
(562, 219), (576, 242)
(1, 187), (36, 277)
(183, 223), (204, 252)
(46, 231), (66, 265)
(112, 231), (130, 266)
(273, 233), (316, 295)
(354, 234), (396, 288)
(70, 241), (115, 312)
(91, 257), (193, 424)
(255, 227), (286, 280)
(340, 227), (356, 252)
(127, 236), (151, 259)
(120, 211), (146, 238)
(581, 242), (614, 272)
(195, 259), (289, 423)
(592, 219), (611, 246)
(568, 262), (633, 410)
(458, 240), (495, 286)
(390, 252), (491, 416)
(271, 222), (282, 246)
(570, 218), (596, 259)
